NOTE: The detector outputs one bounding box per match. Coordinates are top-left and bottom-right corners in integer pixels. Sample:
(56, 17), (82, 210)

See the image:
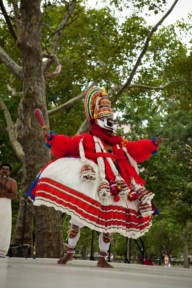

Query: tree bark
(183, 239), (189, 268)
(13, 0), (63, 257)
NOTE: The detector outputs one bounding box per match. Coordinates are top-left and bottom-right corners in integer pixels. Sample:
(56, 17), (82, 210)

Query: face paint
(96, 117), (114, 131)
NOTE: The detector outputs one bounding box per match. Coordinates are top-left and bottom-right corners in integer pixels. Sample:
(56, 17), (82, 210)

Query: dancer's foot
(57, 253), (73, 264)
(97, 257), (113, 268)
(57, 248), (75, 265)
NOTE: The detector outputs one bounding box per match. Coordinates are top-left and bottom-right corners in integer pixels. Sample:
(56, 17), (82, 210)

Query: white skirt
(33, 158), (152, 239)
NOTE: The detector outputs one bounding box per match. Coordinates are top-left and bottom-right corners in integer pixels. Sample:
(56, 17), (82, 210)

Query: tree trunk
(124, 238), (131, 263)
(81, 244), (88, 260)
(183, 237), (189, 268)
(13, 0), (63, 257)
(34, 207), (64, 258)
(13, 198), (33, 247)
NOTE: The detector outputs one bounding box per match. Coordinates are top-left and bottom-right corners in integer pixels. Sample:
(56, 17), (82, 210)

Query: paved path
(0, 258), (191, 288)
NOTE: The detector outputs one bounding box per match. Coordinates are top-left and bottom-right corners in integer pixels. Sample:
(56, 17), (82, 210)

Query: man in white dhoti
(0, 163), (18, 257)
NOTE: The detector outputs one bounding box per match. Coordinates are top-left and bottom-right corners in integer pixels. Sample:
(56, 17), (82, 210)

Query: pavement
(0, 257), (191, 288)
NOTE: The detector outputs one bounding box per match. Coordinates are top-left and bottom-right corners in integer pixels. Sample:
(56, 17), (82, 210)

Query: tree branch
(0, 46), (23, 79)
(50, 0), (77, 54)
(76, 118), (89, 134)
(12, 0), (22, 35)
(7, 84), (23, 97)
(0, 0), (18, 41)
(43, 0), (77, 73)
(112, 80), (191, 93)
(43, 53), (62, 79)
(112, 0), (179, 104)
(0, 97), (24, 162)
(48, 82), (96, 115)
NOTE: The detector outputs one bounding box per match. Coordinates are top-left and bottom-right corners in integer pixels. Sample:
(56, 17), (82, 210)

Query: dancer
(0, 163), (18, 257)
(28, 87), (164, 267)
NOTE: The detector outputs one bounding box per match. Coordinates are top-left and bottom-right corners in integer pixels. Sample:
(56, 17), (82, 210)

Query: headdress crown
(84, 87), (113, 122)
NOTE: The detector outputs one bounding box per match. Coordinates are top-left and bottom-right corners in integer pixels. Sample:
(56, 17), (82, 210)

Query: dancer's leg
(97, 233), (113, 268)
(58, 218), (84, 264)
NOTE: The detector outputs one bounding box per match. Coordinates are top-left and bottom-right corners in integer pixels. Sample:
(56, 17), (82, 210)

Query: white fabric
(99, 233), (110, 253)
(79, 139), (98, 169)
(34, 158), (152, 239)
(36, 157), (138, 210)
(68, 232), (80, 248)
(70, 218), (85, 228)
(68, 218), (83, 248)
(122, 146), (139, 174)
(93, 136), (106, 180)
(0, 198), (12, 256)
(69, 218), (110, 253)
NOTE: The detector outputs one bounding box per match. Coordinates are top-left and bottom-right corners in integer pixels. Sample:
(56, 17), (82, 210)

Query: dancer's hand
(155, 136), (168, 145)
(34, 109), (50, 139)
(42, 127), (50, 139)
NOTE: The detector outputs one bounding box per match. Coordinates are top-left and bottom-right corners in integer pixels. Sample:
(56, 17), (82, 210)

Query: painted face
(96, 117), (114, 132)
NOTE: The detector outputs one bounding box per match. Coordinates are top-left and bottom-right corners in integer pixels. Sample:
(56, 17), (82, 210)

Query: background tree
(1, 0), (192, 262)
(115, 15), (192, 266)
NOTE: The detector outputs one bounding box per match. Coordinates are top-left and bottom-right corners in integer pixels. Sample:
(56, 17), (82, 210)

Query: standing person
(0, 163), (18, 257)
(28, 87), (165, 268)
(164, 254), (170, 267)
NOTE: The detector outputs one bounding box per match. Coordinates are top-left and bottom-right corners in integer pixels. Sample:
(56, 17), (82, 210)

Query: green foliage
(85, 0), (167, 14)
(1, 0), (192, 261)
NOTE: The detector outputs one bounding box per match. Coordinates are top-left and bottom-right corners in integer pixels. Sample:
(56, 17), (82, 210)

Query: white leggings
(68, 218), (110, 253)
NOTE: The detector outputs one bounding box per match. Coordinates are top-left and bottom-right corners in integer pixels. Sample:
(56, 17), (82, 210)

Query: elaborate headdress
(84, 87), (113, 122)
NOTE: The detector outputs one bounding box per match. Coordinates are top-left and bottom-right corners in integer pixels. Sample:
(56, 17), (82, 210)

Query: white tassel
(115, 175), (130, 196)
(131, 179), (154, 203)
(79, 139), (97, 182)
(97, 179), (110, 200)
(123, 146), (139, 173)
(94, 136), (111, 200)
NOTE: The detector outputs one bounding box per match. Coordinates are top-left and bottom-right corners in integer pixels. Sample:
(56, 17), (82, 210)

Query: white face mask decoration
(84, 87), (114, 132)
(96, 117), (114, 132)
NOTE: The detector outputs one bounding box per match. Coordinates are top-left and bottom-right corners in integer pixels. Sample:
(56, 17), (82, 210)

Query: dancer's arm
(125, 137), (166, 162)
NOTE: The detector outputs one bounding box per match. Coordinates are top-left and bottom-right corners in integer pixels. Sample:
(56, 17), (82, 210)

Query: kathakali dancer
(28, 87), (164, 268)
